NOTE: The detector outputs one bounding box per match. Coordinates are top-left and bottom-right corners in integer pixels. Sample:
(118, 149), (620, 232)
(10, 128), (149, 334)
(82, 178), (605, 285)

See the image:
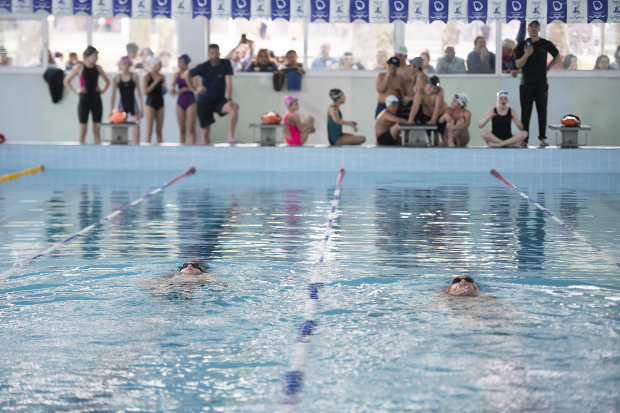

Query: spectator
(110, 56), (143, 144)
(48, 50), (64, 69)
(420, 51), (435, 73)
(142, 56), (166, 144)
(65, 52), (79, 70)
(327, 89), (365, 145)
(230, 44), (249, 73)
(467, 36), (495, 73)
(126, 43), (139, 64)
(375, 95), (409, 146)
(479, 90), (528, 148)
(594, 55), (611, 70)
(171, 54), (197, 145)
(226, 34), (256, 63)
(183, 44), (242, 145)
(611, 46), (620, 70)
(136, 48), (153, 70)
(436, 93), (470, 147)
(55, 52), (64, 64)
(334, 52), (365, 70)
(562, 54), (578, 70)
(435, 45), (466, 73)
(374, 50), (388, 70)
(407, 75), (448, 146)
(515, 20), (560, 147)
(244, 48), (278, 72)
(311, 43), (339, 69)
(0, 46), (12, 66)
(282, 95), (315, 146)
(159, 50), (171, 69)
(375, 56), (406, 119)
(278, 50), (305, 91)
(501, 38), (519, 77)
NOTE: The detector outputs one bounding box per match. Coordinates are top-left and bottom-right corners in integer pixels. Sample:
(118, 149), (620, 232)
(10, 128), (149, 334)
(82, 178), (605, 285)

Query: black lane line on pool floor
(278, 168), (345, 410)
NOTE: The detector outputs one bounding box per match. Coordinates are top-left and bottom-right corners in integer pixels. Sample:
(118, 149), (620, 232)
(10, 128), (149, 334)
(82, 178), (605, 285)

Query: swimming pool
(1, 170), (619, 412)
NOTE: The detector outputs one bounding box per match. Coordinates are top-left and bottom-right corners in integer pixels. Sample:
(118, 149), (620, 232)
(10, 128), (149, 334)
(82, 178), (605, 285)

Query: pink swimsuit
(283, 112), (302, 146)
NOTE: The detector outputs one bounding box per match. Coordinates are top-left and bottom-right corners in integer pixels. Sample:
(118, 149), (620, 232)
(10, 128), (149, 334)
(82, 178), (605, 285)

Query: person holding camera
(515, 20), (560, 147)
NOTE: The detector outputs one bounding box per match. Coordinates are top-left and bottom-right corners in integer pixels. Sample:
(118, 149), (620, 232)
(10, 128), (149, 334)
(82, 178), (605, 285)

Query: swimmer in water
(146, 259), (221, 297)
(448, 275), (479, 297)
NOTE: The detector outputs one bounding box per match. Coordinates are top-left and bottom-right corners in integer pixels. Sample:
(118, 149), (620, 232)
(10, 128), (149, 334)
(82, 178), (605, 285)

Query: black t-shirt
(189, 59), (233, 104)
(515, 38), (559, 84)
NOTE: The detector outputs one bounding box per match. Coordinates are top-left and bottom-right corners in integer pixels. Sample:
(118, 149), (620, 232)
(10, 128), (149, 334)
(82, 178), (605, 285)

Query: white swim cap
(386, 95), (400, 106)
(146, 56), (161, 68)
(497, 90), (509, 101)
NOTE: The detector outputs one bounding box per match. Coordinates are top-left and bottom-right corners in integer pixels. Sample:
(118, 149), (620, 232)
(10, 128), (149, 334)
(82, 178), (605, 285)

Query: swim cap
(119, 56), (131, 65)
(497, 90), (509, 101)
(427, 75), (440, 87)
(385, 95), (399, 106)
(329, 88), (344, 100)
(84, 46), (98, 57)
(146, 56), (161, 68)
(455, 92), (468, 108)
(387, 56), (400, 67)
(179, 54), (191, 65)
(410, 57), (424, 68)
(284, 95), (298, 107)
(395, 45), (408, 55)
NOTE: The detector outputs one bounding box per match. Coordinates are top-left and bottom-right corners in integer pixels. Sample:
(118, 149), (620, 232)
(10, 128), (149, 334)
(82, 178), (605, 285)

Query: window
(308, 22), (393, 70)
(0, 19), (44, 67)
(48, 16), (88, 69)
(547, 22), (619, 70)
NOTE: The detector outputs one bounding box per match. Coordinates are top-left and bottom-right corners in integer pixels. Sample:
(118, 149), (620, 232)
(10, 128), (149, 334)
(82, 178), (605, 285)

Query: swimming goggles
(179, 262), (206, 272)
(450, 276), (475, 286)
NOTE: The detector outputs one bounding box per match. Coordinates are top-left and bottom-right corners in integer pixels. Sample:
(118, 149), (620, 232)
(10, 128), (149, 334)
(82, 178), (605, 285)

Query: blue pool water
(1, 170), (619, 412)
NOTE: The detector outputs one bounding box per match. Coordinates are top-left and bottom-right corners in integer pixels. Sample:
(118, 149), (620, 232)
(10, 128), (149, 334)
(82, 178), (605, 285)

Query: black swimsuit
(146, 73), (164, 111)
(118, 74), (138, 115)
(491, 107), (513, 141)
(78, 65), (103, 124)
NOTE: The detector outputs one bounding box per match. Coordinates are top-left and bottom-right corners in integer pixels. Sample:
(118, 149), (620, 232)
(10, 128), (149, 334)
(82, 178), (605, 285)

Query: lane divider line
(0, 167), (196, 281)
(0, 165), (45, 184)
(278, 168), (345, 411)
(491, 169), (620, 269)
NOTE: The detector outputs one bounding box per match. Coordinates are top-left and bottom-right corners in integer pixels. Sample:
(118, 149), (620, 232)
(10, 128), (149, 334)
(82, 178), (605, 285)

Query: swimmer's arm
(143, 73), (157, 95)
(383, 111), (409, 125)
(182, 70), (198, 93)
(63, 63), (83, 95)
(97, 65), (110, 94)
(170, 70), (178, 94)
(134, 74), (144, 113)
(328, 106), (355, 127)
(430, 87), (445, 124)
(375, 72), (389, 94)
(453, 110), (471, 131)
(511, 108), (524, 130)
(110, 75), (118, 110)
(478, 108), (494, 128)
(407, 91), (423, 123)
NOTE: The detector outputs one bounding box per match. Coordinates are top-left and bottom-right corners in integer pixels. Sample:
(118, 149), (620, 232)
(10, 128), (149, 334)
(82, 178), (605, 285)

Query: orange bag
(109, 109), (127, 124)
(262, 111), (282, 124)
(561, 114), (581, 127)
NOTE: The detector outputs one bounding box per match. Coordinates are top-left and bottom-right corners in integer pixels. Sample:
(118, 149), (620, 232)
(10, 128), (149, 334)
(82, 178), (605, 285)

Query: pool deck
(1, 143), (619, 173)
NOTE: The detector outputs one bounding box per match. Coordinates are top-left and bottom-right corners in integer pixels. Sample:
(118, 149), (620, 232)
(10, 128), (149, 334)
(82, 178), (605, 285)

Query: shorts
(413, 106), (434, 137)
(377, 131), (397, 146)
(397, 101), (412, 120)
(375, 102), (386, 119)
(197, 98), (228, 128)
(78, 94), (103, 124)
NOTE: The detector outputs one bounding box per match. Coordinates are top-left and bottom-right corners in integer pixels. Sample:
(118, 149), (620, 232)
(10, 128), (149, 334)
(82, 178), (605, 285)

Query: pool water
(1, 170), (619, 412)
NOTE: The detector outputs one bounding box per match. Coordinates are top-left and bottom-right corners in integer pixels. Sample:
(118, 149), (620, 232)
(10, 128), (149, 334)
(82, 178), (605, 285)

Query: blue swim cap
(497, 90), (509, 101)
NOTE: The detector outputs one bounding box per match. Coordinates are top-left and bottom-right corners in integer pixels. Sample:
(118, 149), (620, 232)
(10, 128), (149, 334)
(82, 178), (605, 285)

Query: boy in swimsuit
(142, 56), (166, 144)
(448, 276), (479, 297)
(375, 57), (407, 119)
(110, 56), (143, 144)
(375, 95), (410, 146)
(283, 95), (315, 146)
(327, 89), (365, 146)
(407, 75), (449, 146)
(479, 90), (528, 148)
(64, 46), (110, 144)
(437, 93), (471, 147)
(171, 54), (198, 145)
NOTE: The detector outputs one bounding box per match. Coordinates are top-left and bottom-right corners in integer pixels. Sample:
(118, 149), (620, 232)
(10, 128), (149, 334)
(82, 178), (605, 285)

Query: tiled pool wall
(1, 145), (619, 173)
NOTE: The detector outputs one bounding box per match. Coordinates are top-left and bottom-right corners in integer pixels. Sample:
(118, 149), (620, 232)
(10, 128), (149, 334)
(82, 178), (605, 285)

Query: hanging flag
(505, 0), (525, 21)
(487, 0), (505, 19)
(526, 0), (545, 20)
(33, 0), (52, 13)
(568, 0), (586, 20)
(10, 0), (33, 13)
(350, 0), (369, 21)
(429, 0), (448, 22)
(172, 0), (190, 17)
(389, 0), (408, 21)
(192, 0), (210, 17)
(212, 0), (230, 17)
(92, 0), (112, 16)
(251, 0), (271, 17)
(231, 0), (251, 18)
(132, 0), (150, 17)
(73, 0), (91, 14)
(448, 0), (467, 20)
(547, 0), (566, 21)
(588, 0), (607, 21)
(291, 0), (309, 19)
(468, 0), (486, 21)
(152, 0), (171, 17)
(112, 0), (131, 16)
(330, 0), (349, 20)
(408, 0), (428, 20)
(370, 0), (388, 21)
(52, 0), (71, 14)
(610, 0), (620, 21)
(271, 0), (290, 19)
(310, 0), (329, 20)
(0, 0), (11, 12)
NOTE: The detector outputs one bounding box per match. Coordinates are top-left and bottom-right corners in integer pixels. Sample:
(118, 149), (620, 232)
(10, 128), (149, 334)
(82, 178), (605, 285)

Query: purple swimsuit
(176, 73), (195, 110)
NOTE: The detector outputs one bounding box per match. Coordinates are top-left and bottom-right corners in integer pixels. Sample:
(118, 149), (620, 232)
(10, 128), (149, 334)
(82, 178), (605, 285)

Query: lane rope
(0, 167), (196, 281)
(278, 168), (346, 411)
(0, 165), (45, 184)
(490, 168), (620, 269)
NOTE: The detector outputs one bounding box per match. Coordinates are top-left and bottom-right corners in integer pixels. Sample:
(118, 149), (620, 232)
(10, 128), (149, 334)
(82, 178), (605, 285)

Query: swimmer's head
(119, 56), (132, 71)
(385, 95), (400, 113)
(453, 92), (468, 108)
(329, 88), (345, 103)
(497, 90), (509, 106)
(387, 56), (400, 74)
(425, 75), (440, 94)
(448, 276), (479, 297)
(179, 259), (208, 275)
(284, 95), (299, 111)
(83, 46), (99, 64)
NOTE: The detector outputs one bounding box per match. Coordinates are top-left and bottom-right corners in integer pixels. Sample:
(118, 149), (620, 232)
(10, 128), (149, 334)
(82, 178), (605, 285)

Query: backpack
(273, 71), (286, 91)
(561, 114), (581, 127)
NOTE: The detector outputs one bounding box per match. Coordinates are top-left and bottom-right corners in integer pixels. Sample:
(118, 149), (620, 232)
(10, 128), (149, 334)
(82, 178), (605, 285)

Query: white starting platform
(100, 121), (139, 145)
(398, 125), (438, 147)
(249, 123), (286, 146)
(549, 124), (591, 148)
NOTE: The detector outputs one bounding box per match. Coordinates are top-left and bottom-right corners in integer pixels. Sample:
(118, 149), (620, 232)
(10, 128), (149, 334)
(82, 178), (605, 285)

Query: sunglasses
(179, 262), (205, 272)
(450, 277), (475, 286)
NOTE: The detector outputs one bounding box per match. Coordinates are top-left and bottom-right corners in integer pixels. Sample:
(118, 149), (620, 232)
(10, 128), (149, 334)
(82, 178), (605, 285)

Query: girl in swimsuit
(327, 89), (365, 146)
(478, 90), (528, 148)
(110, 56), (143, 144)
(171, 54), (197, 145)
(283, 95), (315, 146)
(142, 56), (166, 144)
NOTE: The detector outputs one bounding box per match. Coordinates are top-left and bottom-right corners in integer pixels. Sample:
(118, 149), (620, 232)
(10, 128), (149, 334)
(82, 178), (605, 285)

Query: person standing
(515, 20), (560, 147)
(171, 54), (197, 145)
(375, 56), (406, 119)
(110, 56), (143, 144)
(183, 44), (242, 145)
(143, 56), (166, 144)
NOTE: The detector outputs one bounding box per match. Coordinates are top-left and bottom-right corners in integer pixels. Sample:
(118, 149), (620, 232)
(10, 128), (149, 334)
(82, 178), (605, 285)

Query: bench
(548, 124), (591, 148)
(398, 125), (438, 147)
(249, 123), (286, 146)
(100, 121), (139, 145)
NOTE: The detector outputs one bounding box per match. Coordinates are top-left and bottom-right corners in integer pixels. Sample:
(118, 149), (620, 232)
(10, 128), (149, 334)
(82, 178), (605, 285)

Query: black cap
(528, 20), (540, 26)
(427, 75), (440, 87)
(387, 56), (400, 67)
(84, 46), (98, 57)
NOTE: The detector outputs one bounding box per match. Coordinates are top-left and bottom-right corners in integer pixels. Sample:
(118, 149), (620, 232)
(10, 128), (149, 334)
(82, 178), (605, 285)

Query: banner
(52, 0), (71, 13)
(487, 0), (504, 19)
(0, 0), (11, 11)
(73, 0), (91, 14)
(212, 0), (231, 17)
(291, 0), (309, 19)
(610, 0), (620, 21)
(9, 0), (32, 13)
(192, 0), (210, 17)
(310, 0), (329, 20)
(92, 0), (112, 16)
(271, 0), (290, 19)
(231, 0), (250, 18)
(448, 0), (466, 20)
(506, 0), (525, 21)
(152, 0), (171, 17)
(568, 0), (586, 20)
(429, 0), (448, 22)
(587, 0), (606, 20)
(131, 0), (150, 17)
(172, 0), (191, 17)
(112, 0), (130, 16)
(370, 0), (388, 20)
(526, 0), (545, 19)
(330, 0), (349, 21)
(33, 0), (52, 13)
(547, 0), (566, 21)
(389, 0), (408, 21)
(350, 0), (369, 21)
(251, 0), (270, 17)
(408, 0), (428, 20)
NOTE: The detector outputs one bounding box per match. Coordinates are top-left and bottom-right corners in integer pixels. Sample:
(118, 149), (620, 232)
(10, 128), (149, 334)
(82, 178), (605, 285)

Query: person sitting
(327, 89), (365, 146)
(594, 55), (611, 70)
(230, 44), (250, 73)
(244, 48), (278, 72)
(373, 50), (388, 70)
(437, 93), (471, 147)
(407, 75), (448, 146)
(278, 50), (305, 91)
(611, 46), (620, 70)
(375, 95), (409, 146)
(501, 38), (519, 77)
(283, 95), (315, 146)
(333, 52), (365, 70)
(65, 52), (79, 71)
(375, 56), (406, 119)
(420, 51), (435, 73)
(311, 43), (339, 69)
(448, 276), (479, 297)
(467, 36), (495, 73)
(479, 90), (528, 148)
(562, 54), (578, 70)
(435, 45), (466, 73)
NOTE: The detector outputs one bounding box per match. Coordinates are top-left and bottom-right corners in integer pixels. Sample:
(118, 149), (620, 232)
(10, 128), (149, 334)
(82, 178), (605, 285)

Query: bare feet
(227, 138), (243, 144)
